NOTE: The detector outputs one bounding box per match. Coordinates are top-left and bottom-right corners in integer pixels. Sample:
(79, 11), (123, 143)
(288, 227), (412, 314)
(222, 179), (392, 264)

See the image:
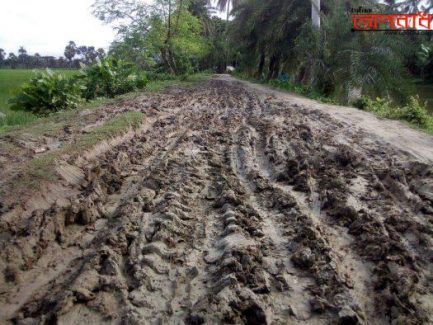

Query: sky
(0, 0), (116, 57)
(0, 0), (226, 58)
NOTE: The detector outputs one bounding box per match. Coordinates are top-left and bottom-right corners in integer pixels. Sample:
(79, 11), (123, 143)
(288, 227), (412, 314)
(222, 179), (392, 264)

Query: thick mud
(1, 75), (433, 324)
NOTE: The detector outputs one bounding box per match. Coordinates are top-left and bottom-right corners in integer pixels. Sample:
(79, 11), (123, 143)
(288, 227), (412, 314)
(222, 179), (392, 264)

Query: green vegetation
(145, 72), (211, 92)
(2, 71), (210, 193)
(416, 84), (433, 113)
(93, 0), (227, 74)
(6, 58), (147, 119)
(353, 96), (433, 133)
(0, 72), (209, 135)
(79, 58), (147, 100)
(9, 70), (84, 115)
(0, 43), (106, 70)
(2, 0), (433, 135)
(229, 0), (416, 101)
(240, 74), (433, 134)
(226, 0), (433, 134)
(0, 69), (75, 109)
(266, 78), (338, 104)
(0, 69), (77, 127)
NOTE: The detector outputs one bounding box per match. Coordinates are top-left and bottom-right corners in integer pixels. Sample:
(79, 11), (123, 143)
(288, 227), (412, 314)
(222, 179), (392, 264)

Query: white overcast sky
(0, 0), (117, 57)
(0, 0), (226, 57)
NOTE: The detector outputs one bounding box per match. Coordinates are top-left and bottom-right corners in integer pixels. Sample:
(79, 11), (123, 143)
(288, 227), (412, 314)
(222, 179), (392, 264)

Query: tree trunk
(168, 0), (172, 39)
(256, 51), (266, 79)
(161, 48), (175, 74)
(272, 56), (281, 80)
(163, 0), (177, 75)
(312, 0), (320, 29)
(226, 1), (230, 21)
(224, 1), (231, 71)
(267, 54), (280, 80)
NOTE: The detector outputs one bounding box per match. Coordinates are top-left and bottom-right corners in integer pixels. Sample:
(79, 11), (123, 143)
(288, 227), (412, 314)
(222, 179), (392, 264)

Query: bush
(268, 79), (337, 104)
(146, 71), (178, 81)
(354, 96), (395, 118)
(399, 96), (430, 127)
(80, 58), (147, 100)
(354, 95), (433, 129)
(9, 70), (84, 115)
(353, 96), (370, 110)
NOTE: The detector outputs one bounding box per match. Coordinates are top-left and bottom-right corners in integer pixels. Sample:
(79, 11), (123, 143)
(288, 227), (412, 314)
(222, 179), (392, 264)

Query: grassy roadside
(145, 73), (212, 92)
(0, 69), (78, 128)
(234, 74), (433, 135)
(0, 72), (211, 133)
(1, 111), (143, 202)
(0, 69), (78, 107)
(18, 111), (144, 190)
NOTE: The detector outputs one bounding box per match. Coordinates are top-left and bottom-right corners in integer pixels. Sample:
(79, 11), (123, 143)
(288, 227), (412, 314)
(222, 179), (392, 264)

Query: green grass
(145, 72), (212, 92)
(416, 83), (433, 114)
(0, 69), (78, 128)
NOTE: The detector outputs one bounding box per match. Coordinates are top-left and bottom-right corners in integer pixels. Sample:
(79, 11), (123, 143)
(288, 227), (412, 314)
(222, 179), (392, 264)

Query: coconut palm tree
(311, 0), (320, 29)
(213, 0), (243, 21)
(0, 49), (5, 67)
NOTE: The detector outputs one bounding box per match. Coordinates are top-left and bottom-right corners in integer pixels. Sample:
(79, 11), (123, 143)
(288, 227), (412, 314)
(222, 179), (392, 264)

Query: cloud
(0, 0), (116, 57)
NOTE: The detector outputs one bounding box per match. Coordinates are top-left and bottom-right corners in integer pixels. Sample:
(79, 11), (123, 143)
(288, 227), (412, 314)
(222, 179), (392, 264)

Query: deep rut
(1, 75), (433, 324)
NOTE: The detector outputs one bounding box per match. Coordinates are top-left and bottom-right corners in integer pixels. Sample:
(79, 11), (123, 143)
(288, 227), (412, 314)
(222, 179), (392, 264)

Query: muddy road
(1, 75), (433, 324)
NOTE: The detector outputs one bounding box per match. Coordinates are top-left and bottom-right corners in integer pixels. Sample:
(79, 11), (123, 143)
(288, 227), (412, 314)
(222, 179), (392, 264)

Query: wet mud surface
(1, 75), (433, 324)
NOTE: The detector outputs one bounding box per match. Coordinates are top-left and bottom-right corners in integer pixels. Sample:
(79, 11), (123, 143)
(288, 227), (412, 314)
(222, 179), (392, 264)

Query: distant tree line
(0, 42), (106, 69)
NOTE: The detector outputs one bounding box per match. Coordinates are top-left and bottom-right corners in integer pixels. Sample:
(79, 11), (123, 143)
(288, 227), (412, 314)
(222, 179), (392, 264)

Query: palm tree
(18, 46), (27, 58)
(311, 0), (320, 29)
(214, 0), (242, 21)
(34, 53), (41, 68)
(0, 49), (5, 67)
(207, 0), (243, 70)
(64, 41), (77, 66)
(8, 53), (18, 69)
(18, 46), (28, 68)
(384, 0), (433, 12)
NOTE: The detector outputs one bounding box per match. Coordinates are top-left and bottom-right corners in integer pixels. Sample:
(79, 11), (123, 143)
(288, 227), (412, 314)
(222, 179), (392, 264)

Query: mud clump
(291, 247), (315, 269)
(4, 265), (20, 284)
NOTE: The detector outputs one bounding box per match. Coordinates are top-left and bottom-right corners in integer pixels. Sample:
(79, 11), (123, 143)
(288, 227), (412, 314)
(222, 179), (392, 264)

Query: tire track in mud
(238, 119), (379, 324)
(1, 76), (433, 324)
(242, 102), (433, 324)
(230, 123), (318, 323)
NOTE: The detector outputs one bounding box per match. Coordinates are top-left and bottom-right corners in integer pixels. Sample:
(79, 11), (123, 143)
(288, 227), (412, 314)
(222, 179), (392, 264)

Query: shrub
(269, 79), (295, 92)
(146, 71), (178, 81)
(353, 96), (371, 110)
(80, 58), (147, 100)
(398, 96), (431, 127)
(9, 70), (84, 115)
(268, 79), (337, 104)
(355, 96), (395, 118)
(354, 95), (433, 129)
